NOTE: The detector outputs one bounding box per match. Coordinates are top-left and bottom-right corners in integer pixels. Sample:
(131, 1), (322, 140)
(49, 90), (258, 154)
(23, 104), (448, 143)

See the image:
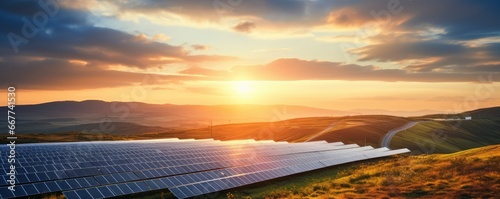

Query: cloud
(182, 58), (500, 83)
(67, 0), (500, 40)
(233, 21), (256, 33)
(0, 0), (237, 90)
(152, 33), (170, 41)
(191, 44), (208, 51)
(71, 0), (336, 35)
(0, 0), (236, 69)
(0, 58), (205, 90)
(180, 66), (229, 77)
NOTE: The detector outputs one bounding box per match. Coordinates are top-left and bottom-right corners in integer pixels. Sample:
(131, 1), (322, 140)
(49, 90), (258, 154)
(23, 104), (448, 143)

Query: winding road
(380, 121), (420, 149)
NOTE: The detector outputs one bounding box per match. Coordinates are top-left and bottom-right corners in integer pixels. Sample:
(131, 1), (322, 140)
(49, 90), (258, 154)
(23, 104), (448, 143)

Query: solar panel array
(0, 138), (410, 198)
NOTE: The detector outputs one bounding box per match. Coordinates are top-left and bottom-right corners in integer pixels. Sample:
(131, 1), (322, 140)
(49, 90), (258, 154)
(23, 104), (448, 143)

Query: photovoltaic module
(0, 138), (410, 198)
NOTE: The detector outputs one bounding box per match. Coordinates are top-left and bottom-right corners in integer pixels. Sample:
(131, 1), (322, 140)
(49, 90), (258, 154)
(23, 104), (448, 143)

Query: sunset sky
(1, 0), (500, 112)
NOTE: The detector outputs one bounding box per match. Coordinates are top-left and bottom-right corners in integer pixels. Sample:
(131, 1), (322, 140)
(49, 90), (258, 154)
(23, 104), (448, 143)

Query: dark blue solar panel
(12, 186), (28, 197)
(45, 181), (61, 192)
(63, 190), (79, 199)
(33, 182), (50, 194)
(37, 172), (50, 181)
(107, 184), (125, 196)
(94, 175), (108, 185)
(22, 184), (39, 195)
(76, 178), (91, 188)
(16, 174), (29, 184)
(108, 174), (122, 183)
(26, 173), (40, 182)
(136, 181), (151, 192)
(75, 189), (92, 199)
(117, 183), (133, 195)
(133, 171), (147, 179)
(144, 180), (161, 190)
(96, 186), (115, 198)
(66, 179), (82, 189)
(86, 187), (104, 198)
(34, 165), (47, 172)
(0, 188), (15, 198)
(55, 180), (71, 190)
(125, 182), (142, 193)
(54, 170), (69, 179)
(46, 171), (59, 180)
(25, 166), (36, 173)
(84, 177), (99, 186)
(104, 174), (119, 184)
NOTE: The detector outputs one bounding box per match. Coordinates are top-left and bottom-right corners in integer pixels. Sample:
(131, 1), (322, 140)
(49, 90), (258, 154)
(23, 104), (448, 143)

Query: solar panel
(0, 138), (409, 199)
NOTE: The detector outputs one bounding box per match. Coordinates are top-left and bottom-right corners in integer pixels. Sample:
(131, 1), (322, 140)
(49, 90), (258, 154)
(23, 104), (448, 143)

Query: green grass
(391, 119), (500, 154)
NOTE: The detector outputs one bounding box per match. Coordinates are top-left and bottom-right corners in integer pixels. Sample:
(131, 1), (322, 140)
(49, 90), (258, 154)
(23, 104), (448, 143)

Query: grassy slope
(140, 115), (409, 147)
(391, 119), (500, 154)
(10, 115), (409, 147)
(215, 145), (500, 199)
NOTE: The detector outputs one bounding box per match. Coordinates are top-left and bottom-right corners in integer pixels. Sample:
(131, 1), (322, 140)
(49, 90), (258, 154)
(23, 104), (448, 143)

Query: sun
(234, 81), (253, 96)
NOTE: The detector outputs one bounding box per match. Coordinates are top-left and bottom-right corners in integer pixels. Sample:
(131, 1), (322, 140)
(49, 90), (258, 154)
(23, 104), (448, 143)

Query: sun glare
(234, 81), (253, 96)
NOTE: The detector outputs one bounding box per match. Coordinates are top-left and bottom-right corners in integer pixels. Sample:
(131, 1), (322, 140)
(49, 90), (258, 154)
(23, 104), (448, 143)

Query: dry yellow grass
(233, 145), (500, 199)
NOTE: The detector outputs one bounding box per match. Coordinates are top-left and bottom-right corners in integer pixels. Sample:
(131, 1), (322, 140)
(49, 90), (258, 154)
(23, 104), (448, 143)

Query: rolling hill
(0, 100), (350, 134)
(140, 115), (410, 147)
(2, 101), (499, 155)
(392, 107), (500, 154)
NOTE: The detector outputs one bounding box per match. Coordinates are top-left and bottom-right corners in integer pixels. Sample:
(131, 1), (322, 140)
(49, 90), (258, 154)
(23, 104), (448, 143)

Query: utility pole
(210, 120), (213, 138)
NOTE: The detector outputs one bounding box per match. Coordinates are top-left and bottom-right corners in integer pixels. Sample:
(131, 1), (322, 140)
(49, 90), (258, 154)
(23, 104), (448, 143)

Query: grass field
(390, 119), (500, 154)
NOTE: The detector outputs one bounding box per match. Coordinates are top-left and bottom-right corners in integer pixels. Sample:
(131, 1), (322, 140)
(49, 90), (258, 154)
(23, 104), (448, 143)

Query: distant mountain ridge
(2, 100), (493, 135)
(0, 100), (349, 134)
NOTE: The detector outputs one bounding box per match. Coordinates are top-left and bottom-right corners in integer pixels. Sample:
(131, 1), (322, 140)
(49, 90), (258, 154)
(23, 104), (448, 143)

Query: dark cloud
(354, 40), (468, 62)
(232, 21), (256, 33)
(110, 0), (335, 24)
(327, 0), (500, 74)
(77, 0), (500, 41)
(0, 0), (235, 90)
(324, 0), (500, 40)
(0, 2), (234, 68)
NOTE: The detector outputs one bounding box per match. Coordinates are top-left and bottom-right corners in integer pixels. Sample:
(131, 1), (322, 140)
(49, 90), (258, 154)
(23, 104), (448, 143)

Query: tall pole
(210, 120), (213, 138)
